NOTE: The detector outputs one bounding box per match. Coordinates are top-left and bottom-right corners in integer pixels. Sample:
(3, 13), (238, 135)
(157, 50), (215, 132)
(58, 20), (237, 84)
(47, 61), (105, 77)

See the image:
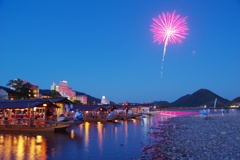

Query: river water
(0, 115), (173, 160)
(2, 109), (233, 160)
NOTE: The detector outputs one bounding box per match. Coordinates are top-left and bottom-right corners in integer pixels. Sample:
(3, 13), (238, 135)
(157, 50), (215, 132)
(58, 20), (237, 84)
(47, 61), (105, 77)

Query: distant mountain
(152, 101), (170, 106)
(39, 89), (51, 96)
(230, 97), (240, 106)
(169, 89), (230, 108)
(75, 91), (102, 104)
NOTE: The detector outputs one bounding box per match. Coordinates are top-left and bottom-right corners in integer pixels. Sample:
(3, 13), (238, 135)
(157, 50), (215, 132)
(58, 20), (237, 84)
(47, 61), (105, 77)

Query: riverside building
(51, 81), (87, 104)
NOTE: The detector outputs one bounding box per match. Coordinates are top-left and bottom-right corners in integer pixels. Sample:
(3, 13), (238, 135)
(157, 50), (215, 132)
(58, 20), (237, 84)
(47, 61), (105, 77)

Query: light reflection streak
(3, 135), (11, 160)
(114, 124), (118, 142)
(142, 117), (148, 133)
(124, 121), (128, 144)
(36, 135), (42, 144)
(17, 136), (24, 158)
(29, 137), (34, 159)
(132, 119), (136, 124)
(70, 129), (75, 139)
(84, 122), (90, 149)
(97, 122), (103, 154)
(0, 134), (47, 160)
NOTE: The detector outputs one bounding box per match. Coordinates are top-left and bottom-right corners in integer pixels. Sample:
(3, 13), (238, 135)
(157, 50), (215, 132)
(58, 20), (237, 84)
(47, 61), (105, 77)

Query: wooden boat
(0, 99), (83, 132)
(83, 117), (115, 122)
(0, 119), (83, 132)
(0, 122), (69, 132)
(73, 105), (143, 123)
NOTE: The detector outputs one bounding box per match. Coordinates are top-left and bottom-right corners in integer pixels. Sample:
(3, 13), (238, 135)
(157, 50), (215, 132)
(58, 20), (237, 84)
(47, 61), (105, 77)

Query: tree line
(7, 78), (62, 99)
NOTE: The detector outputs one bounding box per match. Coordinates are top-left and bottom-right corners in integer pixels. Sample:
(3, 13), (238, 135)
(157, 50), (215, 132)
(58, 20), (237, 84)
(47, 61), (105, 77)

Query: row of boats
(0, 98), (152, 132)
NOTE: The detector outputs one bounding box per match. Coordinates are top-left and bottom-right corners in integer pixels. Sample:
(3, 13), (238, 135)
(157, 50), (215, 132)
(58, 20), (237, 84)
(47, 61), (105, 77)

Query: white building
(101, 96), (110, 105)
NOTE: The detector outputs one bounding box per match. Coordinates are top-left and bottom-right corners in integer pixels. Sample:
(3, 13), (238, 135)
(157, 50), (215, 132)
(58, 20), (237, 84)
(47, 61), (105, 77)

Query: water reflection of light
(0, 134), (47, 160)
(4, 135), (12, 160)
(36, 136), (47, 159)
(84, 122), (90, 148)
(70, 130), (75, 139)
(36, 135), (43, 144)
(132, 119), (136, 124)
(17, 136), (24, 158)
(97, 122), (103, 154)
(0, 135), (3, 144)
(124, 121), (128, 144)
(124, 120), (128, 134)
(114, 124), (118, 139)
(30, 137), (35, 159)
(142, 117), (148, 130)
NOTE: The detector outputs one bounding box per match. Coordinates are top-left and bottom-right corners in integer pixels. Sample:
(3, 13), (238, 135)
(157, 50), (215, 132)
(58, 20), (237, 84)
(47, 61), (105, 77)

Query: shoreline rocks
(142, 112), (240, 160)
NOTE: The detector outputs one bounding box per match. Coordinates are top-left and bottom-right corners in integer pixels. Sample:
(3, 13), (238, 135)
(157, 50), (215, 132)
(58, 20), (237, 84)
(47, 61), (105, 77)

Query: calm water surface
(0, 115), (172, 160)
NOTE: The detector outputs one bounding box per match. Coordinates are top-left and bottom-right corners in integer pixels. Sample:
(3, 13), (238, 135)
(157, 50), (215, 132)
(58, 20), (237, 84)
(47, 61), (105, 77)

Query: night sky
(1, 0), (240, 103)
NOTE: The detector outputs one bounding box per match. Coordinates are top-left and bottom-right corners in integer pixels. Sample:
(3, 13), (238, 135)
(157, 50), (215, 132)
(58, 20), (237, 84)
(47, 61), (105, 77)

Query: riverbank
(142, 112), (240, 160)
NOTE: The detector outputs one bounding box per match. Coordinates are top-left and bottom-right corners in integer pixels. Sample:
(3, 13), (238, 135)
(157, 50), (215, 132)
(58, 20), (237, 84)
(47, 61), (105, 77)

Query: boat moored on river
(0, 98), (83, 132)
(73, 105), (144, 122)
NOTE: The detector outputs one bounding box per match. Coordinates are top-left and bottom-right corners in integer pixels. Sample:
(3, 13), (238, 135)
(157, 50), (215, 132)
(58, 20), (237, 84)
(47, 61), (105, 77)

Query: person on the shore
(226, 108), (229, 113)
(203, 109), (208, 119)
(207, 108), (210, 114)
(221, 108), (224, 115)
(199, 108), (210, 119)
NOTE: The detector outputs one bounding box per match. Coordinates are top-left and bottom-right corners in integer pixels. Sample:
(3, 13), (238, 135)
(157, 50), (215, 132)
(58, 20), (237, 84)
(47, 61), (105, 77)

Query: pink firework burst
(150, 10), (188, 76)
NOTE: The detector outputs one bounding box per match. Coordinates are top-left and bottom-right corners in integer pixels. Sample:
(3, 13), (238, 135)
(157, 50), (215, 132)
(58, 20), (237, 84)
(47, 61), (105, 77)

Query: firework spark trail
(150, 11), (188, 77)
(161, 35), (169, 77)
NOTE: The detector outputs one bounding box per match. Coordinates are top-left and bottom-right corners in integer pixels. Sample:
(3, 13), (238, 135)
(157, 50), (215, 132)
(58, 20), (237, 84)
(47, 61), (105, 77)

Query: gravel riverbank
(141, 112), (240, 160)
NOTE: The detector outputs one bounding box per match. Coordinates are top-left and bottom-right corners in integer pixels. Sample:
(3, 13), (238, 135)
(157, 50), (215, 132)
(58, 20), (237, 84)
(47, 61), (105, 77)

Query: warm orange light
(97, 121), (103, 151)
(0, 135), (47, 159)
(36, 135), (42, 144)
(70, 130), (75, 139)
(84, 122), (90, 147)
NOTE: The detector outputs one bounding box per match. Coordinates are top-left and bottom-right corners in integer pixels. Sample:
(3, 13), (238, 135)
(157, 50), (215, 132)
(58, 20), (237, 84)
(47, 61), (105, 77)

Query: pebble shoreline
(142, 112), (240, 160)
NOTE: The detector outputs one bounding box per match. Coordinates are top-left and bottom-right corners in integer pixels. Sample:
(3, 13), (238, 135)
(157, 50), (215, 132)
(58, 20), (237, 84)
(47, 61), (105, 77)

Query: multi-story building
(51, 81), (87, 104)
(31, 84), (39, 98)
